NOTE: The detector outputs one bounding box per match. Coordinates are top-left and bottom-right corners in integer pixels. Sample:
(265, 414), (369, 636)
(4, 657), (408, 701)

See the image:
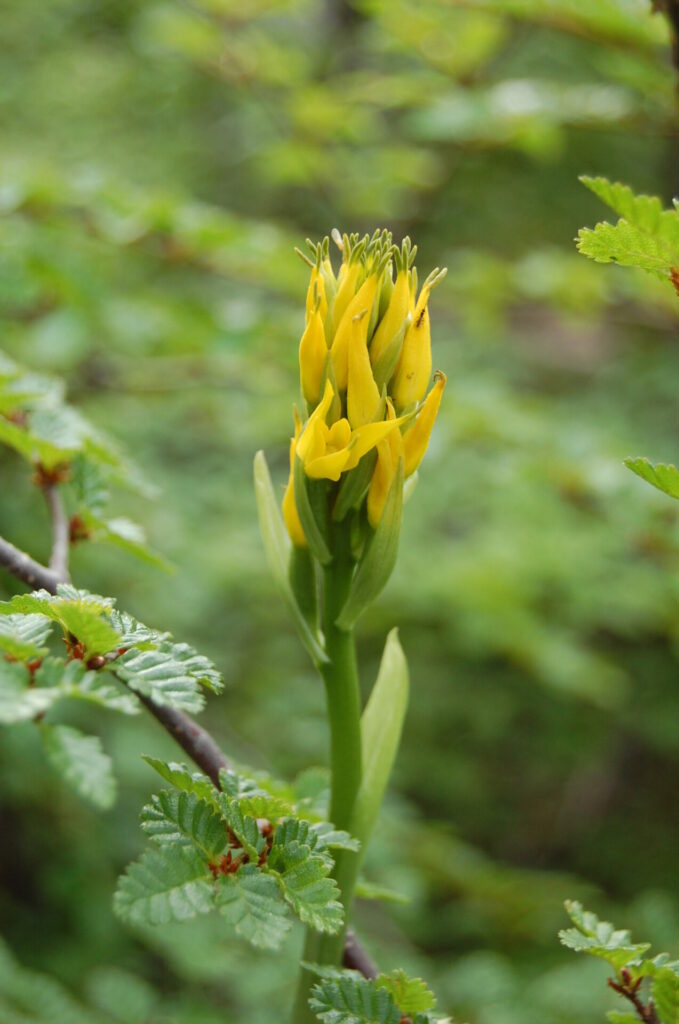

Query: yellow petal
(345, 414), (405, 471)
(299, 309), (327, 406)
(370, 269), (411, 367)
(330, 274), (379, 391)
(403, 371), (446, 477)
(282, 436), (306, 547)
(331, 259), (362, 337)
(347, 312), (380, 428)
(296, 379), (334, 463)
(391, 287), (432, 409)
(305, 446), (353, 481)
(367, 401), (403, 527)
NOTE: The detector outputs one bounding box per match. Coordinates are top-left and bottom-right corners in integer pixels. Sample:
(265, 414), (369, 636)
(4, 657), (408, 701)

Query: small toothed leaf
(0, 659), (59, 723)
(114, 845), (214, 926)
(140, 790), (228, 859)
(270, 840), (343, 934)
(375, 970), (436, 1014)
(309, 974), (402, 1024)
(41, 724), (116, 809)
(0, 614), (52, 660)
(142, 757), (219, 807)
(624, 457), (679, 500)
(115, 647), (204, 712)
(216, 865), (292, 950)
(559, 900), (650, 969)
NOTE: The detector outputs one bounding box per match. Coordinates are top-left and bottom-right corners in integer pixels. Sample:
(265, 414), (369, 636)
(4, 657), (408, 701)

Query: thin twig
(0, 535), (61, 592)
(42, 484), (70, 582)
(0, 532), (377, 976)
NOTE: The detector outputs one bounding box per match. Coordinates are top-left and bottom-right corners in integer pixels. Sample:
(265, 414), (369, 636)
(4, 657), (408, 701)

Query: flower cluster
(283, 229), (446, 550)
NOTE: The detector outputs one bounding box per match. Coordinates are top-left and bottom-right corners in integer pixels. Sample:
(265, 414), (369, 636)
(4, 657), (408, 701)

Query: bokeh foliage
(1, 1), (679, 1022)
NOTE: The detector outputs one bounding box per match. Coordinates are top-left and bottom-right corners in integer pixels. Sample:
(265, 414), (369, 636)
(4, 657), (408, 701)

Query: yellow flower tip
(299, 308), (327, 406)
(370, 267), (411, 367)
(296, 379), (335, 463)
(403, 370), (446, 478)
(391, 298), (432, 409)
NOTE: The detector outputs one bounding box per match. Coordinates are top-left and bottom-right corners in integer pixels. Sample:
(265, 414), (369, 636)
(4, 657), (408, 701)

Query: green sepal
(372, 315), (410, 392)
(253, 451), (328, 666)
(294, 455), (332, 566)
(335, 459), (403, 630)
(333, 450), (377, 523)
(349, 629), (409, 856)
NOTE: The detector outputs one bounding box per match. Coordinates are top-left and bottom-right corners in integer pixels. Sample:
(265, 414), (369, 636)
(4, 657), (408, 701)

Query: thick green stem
(292, 531), (363, 1023)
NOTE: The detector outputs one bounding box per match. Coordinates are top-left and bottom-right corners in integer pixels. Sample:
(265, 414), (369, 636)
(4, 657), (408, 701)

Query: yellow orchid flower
(295, 380), (406, 483)
(403, 371), (446, 477)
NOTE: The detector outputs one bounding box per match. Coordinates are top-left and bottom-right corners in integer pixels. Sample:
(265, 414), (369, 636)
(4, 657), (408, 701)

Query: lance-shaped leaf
(336, 460), (403, 630)
(114, 845), (215, 926)
(216, 865), (292, 950)
(41, 724), (116, 809)
(294, 454), (332, 565)
(350, 630), (408, 856)
(624, 457), (679, 500)
(140, 790), (228, 859)
(253, 450), (328, 666)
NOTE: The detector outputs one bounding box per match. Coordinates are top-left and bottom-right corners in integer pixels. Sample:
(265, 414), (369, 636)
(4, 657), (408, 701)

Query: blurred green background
(2, 1), (679, 1021)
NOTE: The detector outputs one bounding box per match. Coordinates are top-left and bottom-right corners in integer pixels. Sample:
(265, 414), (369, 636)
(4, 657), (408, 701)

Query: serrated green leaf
(350, 629), (408, 855)
(309, 975), (402, 1024)
(0, 589), (120, 657)
(375, 970), (436, 1014)
(142, 756), (219, 806)
(0, 614), (51, 660)
(336, 460), (403, 630)
(218, 797), (264, 861)
(253, 450), (328, 666)
(577, 177), (679, 283)
(216, 864), (292, 950)
(237, 793), (294, 821)
(115, 646), (204, 712)
(0, 659), (59, 723)
(140, 790), (228, 859)
(270, 840), (343, 934)
(41, 724), (116, 809)
(559, 900), (650, 969)
(624, 457), (679, 500)
(653, 968), (679, 1024)
(165, 641), (223, 694)
(33, 656), (139, 714)
(114, 845), (215, 926)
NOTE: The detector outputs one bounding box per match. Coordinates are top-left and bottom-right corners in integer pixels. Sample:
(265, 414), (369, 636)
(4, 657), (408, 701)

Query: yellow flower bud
(370, 268), (411, 367)
(299, 307), (327, 406)
(347, 311), (380, 428)
(330, 273), (379, 391)
(403, 371), (446, 477)
(392, 287), (432, 409)
(367, 399), (403, 528)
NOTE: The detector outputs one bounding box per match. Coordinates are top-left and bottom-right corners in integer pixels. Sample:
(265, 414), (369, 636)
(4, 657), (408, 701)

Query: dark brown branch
(609, 971), (660, 1024)
(135, 693), (231, 787)
(0, 532), (377, 977)
(42, 485), (70, 583)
